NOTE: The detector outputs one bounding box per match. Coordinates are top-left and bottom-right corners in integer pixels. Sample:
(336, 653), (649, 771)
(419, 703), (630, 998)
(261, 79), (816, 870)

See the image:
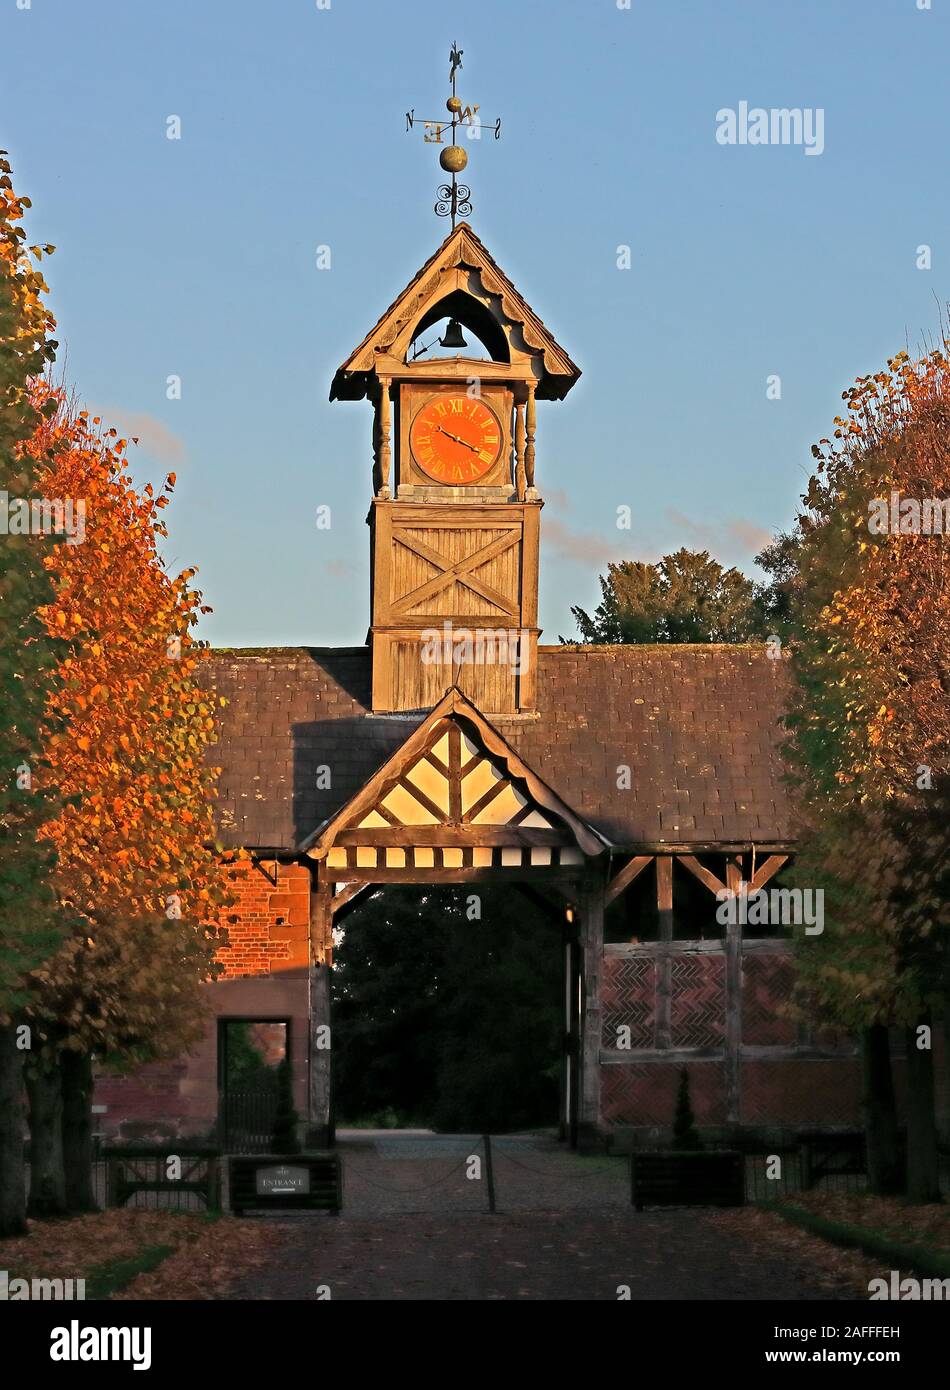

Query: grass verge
(762, 1201), (950, 1280)
(85, 1244), (176, 1300)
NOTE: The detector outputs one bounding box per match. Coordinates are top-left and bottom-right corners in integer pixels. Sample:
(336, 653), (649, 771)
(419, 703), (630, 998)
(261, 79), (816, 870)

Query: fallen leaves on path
(2, 1210), (281, 1301)
(708, 1192), (950, 1300)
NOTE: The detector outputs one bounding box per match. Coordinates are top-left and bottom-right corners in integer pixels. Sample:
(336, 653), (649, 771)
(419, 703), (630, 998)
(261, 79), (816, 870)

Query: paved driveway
(228, 1133), (850, 1301)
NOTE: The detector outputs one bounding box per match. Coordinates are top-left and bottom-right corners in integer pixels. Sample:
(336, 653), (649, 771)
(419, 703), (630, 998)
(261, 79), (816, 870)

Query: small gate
(222, 1088), (279, 1154)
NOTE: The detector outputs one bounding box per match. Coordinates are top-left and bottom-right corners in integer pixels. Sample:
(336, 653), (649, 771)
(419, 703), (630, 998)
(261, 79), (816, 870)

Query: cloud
(666, 509), (772, 560)
(539, 488), (621, 568)
(542, 515), (617, 567)
(326, 557), (360, 578)
(91, 406), (185, 465)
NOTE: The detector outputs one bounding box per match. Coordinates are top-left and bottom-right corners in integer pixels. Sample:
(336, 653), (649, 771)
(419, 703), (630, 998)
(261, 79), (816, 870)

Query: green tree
(563, 549), (766, 644)
(784, 348), (950, 1202)
(0, 153), (64, 1237)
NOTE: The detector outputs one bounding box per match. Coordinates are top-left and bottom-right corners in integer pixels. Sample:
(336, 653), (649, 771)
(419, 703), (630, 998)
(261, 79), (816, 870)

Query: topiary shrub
(671, 1068), (703, 1151)
(271, 1058), (302, 1155)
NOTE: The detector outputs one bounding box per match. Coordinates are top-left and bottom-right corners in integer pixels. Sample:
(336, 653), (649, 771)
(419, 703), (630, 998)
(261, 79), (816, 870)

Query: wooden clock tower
(330, 51), (580, 715)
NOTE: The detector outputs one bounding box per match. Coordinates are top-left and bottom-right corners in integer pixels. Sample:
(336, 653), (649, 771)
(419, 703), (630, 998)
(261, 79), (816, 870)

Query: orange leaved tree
(0, 153), (63, 1237)
(24, 386), (229, 1214)
(784, 346), (950, 1201)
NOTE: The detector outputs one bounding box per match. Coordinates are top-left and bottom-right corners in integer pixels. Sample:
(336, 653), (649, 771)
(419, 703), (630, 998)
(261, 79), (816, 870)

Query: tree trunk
(905, 1016), (941, 1204)
(61, 1050), (97, 1213)
(0, 1023), (27, 1238)
(25, 1046), (67, 1218)
(862, 1024), (903, 1195)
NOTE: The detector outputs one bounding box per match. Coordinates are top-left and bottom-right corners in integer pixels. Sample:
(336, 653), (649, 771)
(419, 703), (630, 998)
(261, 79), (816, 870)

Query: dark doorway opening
(330, 885), (564, 1134)
(218, 1018), (289, 1153)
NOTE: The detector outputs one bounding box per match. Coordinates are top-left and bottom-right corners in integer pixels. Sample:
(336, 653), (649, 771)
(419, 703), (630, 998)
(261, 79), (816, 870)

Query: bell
(439, 318), (467, 350)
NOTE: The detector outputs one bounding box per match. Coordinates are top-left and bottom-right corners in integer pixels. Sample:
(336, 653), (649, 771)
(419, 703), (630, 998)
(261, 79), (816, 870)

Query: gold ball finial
(447, 95), (462, 113)
(440, 145), (468, 174)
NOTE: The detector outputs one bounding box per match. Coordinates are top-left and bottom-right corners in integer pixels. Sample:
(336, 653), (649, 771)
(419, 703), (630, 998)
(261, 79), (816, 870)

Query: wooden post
(514, 398), (527, 499)
(561, 908), (581, 1146)
(524, 386), (537, 497)
(578, 874), (605, 1148)
(377, 378), (392, 499)
(724, 855), (743, 1125)
(655, 856), (673, 1049)
(482, 1134), (496, 1213)
(309, 879), (333, 1147)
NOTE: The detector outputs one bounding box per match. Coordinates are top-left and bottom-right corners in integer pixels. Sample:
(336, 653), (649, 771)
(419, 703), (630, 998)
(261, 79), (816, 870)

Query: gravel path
(227, 1133), (852, 1301)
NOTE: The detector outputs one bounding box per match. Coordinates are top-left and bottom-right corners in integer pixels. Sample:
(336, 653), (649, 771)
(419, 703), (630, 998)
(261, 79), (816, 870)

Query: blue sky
(2, 0), (947, 646)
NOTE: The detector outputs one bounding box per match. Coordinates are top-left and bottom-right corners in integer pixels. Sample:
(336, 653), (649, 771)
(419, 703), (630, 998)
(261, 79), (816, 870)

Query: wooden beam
(655, 856), (673, 1049)
(335, 825), (572, 847)
(308, 882), (333, 1146)
(748, 853), (790, 893)
(323, 865), (586, 885)
(656, 855), (674, 940)
(676, 854), (727, 897)
(392, 777), (446, 826)
(447, 724), (462, 823)
(605, 854), (653, 906)
(578, 875), (605, 1136)
(329, 881), (374, 916)
(462, 774), (511, 825)
(724, 853), (744, 1125)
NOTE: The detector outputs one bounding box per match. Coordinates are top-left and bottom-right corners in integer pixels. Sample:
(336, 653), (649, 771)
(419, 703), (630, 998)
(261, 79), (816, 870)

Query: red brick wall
(216, 859), (310, 978)
(93, 860), (311, 1140)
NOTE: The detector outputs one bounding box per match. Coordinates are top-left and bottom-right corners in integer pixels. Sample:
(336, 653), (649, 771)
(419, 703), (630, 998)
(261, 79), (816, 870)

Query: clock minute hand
(435, 425), (480, 454)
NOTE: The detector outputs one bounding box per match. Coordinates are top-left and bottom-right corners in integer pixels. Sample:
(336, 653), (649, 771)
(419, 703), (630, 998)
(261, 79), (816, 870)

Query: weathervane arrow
(406, 43), (502, 229)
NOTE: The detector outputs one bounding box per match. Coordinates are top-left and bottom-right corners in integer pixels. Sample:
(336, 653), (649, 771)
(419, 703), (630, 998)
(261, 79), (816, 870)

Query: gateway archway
(329, 882), (564, 1135)
(302, 687), (608, 1148)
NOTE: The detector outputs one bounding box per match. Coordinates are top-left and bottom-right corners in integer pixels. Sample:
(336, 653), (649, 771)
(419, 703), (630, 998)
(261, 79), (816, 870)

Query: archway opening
(330, 883), (563, 1134)
(407, 290), (510, 365)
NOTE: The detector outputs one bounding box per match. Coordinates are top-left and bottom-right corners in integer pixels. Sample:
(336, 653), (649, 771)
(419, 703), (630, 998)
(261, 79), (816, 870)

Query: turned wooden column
(514, 398), (527, 500)
(376, 377), (392, 499)
(524, 384), (537, 498)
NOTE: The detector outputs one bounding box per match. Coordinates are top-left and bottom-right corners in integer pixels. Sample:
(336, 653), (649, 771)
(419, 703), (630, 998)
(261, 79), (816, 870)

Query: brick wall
(93, 859), (311, 1141)
(216, 859), (310, 978)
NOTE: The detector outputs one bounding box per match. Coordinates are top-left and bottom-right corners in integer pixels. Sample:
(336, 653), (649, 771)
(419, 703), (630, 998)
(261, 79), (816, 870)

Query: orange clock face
(409, 395), (503, 484)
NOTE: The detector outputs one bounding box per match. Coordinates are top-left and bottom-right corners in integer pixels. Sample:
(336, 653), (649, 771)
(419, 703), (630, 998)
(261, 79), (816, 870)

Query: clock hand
(435, 425), (481, 453)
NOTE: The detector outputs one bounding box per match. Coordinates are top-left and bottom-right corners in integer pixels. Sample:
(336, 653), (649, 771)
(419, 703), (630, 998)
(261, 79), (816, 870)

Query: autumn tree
(0, 153), (63, 1237)
(784, 348), (950, 1201)
(23, 387), (229, 1213)
(563, 549), (767, 644)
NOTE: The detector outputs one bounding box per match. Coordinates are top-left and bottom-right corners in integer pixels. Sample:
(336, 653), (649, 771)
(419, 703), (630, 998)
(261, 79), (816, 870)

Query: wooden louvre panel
(391, 524), (522, 621)
(390, 638), (518, 713)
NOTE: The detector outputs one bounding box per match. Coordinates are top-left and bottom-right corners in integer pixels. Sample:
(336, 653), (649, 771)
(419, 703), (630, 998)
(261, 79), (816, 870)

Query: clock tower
(330, 50), (579, 715)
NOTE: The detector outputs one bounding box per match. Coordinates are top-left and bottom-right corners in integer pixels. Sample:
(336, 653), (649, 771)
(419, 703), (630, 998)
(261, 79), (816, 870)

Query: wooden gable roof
(329, 223), (581, 402)
(302, 686), (607, 866)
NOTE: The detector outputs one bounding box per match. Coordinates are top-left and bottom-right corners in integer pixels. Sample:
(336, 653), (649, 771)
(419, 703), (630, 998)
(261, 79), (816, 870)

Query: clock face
(409, 395), (503, 484)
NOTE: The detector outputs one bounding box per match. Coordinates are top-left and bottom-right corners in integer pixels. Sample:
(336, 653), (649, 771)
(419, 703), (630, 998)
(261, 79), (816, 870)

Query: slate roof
(207, 645), (795, 853)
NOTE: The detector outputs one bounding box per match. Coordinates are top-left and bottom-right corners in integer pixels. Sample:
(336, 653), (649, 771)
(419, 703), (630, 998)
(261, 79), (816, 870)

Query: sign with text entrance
(229, 1154), (342, 1214)
(255, 1165), (310, 1197)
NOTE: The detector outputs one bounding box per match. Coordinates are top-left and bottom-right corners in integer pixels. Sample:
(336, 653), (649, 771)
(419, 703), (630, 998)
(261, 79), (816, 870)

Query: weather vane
(406, 43), (502, 228)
